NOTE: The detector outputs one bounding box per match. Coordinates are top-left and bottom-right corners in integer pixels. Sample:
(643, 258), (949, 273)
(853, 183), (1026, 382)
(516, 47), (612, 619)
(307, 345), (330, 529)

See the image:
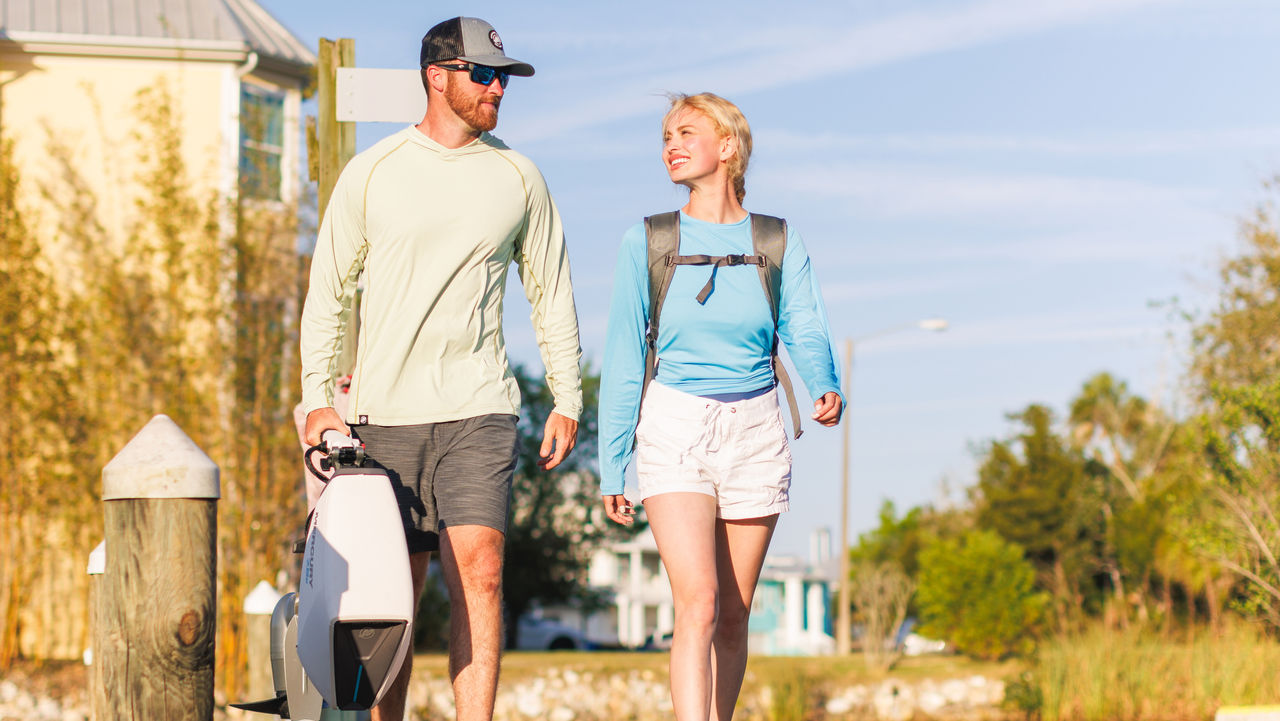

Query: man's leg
(371, 550), (431, 721)
(439, 524), (506, 721)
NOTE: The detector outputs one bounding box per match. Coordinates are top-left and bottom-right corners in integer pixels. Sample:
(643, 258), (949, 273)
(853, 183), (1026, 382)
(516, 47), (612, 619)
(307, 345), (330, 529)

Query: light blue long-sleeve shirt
(597, 212), (842, 495)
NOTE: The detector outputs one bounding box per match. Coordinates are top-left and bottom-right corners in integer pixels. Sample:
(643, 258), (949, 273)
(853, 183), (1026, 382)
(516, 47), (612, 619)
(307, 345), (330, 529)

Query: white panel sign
(336, 68), (425, 123)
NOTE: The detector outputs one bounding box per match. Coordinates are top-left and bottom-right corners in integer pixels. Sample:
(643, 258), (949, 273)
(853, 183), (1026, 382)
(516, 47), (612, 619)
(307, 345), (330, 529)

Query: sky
(260, 0), (1280, 559)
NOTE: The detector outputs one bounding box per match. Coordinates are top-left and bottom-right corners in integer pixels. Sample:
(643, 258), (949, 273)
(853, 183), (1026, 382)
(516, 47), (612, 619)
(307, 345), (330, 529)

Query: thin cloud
(757, 127), (1280, 157)
(508, 0), (1180, 143)
(755, 162), (1219, 221)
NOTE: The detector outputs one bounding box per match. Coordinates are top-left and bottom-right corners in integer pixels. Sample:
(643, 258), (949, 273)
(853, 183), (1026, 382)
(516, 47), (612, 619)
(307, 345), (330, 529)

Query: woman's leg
(645, 492), (720, 721)
(710, 514), (778, 721)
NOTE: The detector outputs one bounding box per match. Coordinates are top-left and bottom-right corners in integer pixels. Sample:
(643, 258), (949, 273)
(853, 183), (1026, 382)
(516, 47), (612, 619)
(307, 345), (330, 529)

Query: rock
(35, 698), (61, 718)
(940, 678), (970, 704)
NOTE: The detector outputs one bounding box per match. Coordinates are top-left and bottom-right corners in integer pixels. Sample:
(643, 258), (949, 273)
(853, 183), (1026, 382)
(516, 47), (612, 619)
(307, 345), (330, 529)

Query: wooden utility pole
(313, 37), (356, 218)
(837, 339), (854, 656)
(95, 415), (219, 721)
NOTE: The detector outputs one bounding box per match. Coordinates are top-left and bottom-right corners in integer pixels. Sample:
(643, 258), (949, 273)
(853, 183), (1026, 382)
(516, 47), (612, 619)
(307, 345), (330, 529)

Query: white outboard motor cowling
(296, 461), (414, 711)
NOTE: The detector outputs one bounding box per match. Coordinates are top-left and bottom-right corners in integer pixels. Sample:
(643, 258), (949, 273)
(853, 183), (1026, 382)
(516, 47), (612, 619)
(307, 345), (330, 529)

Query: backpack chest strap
(668, 253), (766, 304)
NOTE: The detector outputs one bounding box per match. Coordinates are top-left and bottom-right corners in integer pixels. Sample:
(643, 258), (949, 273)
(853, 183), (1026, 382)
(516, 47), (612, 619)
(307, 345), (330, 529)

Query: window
(240, 85), (285, 200)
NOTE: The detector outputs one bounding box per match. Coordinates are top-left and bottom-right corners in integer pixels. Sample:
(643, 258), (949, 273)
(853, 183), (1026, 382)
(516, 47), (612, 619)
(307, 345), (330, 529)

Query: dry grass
(1033, 622), (1280, 721)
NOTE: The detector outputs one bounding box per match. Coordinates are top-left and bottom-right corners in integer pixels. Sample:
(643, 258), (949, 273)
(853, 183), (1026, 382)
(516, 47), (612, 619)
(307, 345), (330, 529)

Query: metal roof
(0, 0), (314, 72)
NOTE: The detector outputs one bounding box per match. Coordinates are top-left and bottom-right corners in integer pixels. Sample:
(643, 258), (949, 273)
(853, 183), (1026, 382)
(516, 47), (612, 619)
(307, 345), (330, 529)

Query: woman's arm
(776, 227), (844, 414)
(597, 224), (651, 497)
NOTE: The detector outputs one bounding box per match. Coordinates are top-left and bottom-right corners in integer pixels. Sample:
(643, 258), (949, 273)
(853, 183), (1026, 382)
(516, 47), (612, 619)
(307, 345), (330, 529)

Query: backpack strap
(750, 213), (804, 440)
(642, 212), (681, 405)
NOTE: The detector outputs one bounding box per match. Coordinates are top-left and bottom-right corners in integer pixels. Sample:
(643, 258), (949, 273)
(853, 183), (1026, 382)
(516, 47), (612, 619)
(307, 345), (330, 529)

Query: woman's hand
(812, 391), (843, 427)
(603, 494), (634, 526)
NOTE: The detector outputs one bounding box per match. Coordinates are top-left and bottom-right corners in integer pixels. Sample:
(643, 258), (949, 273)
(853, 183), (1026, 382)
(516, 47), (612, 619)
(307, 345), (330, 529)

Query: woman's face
(661, 108), (729, 186)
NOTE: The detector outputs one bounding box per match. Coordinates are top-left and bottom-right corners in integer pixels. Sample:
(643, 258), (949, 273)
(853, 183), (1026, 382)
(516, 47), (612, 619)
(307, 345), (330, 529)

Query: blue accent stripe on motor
(353, 665), (364, 704)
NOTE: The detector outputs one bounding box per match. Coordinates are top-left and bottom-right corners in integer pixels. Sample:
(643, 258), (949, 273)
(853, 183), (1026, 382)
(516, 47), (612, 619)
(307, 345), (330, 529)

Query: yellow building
(0, 0), (313, 244)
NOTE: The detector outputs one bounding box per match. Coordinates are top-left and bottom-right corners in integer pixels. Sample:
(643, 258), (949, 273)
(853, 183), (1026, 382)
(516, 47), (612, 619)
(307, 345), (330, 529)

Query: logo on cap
(489, 30), (503, 49)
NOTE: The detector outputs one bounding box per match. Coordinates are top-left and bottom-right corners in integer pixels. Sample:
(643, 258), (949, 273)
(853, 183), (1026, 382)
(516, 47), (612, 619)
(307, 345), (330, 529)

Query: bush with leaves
(916, 528), (1048, 660)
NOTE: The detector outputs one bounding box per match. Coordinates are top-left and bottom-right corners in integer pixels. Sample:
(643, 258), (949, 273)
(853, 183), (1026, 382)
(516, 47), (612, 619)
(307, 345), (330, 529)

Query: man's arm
(299, 167), (369, 422)
(514, 164), (584, 460)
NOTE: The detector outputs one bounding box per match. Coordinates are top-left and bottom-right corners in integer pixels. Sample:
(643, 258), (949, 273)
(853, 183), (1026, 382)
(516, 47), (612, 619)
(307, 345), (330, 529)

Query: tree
(1189, 177), (1280, 392)
(1198, 380), (1280, 627)
(1068, 372), (1182, 628)
(502, 363), (639, 648)
(973, 404), (1099, 629)
(849, 499), (969, 580)
(916, 529), (1048, 660)
(0, 135), (84, 666)
(1184, 179), (1280, 630)
(850, 560), (914, 671)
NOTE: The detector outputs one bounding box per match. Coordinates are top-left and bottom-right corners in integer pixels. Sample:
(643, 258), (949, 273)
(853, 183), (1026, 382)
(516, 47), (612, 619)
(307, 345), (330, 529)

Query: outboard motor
(233, 431), (414, 719)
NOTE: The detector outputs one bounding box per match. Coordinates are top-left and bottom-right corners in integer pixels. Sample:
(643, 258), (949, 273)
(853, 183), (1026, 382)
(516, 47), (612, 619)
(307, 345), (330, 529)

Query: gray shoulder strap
(750, 214), (804, 440)
(642, 212), (681, 403)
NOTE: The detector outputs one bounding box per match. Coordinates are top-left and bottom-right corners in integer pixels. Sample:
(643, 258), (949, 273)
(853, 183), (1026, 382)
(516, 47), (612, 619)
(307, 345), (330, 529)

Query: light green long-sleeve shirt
(300, 126), (583, 425)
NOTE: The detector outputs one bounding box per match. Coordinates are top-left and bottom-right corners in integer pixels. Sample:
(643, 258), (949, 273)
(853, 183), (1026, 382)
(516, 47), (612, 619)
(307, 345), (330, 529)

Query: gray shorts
(352, 414), (518, 554)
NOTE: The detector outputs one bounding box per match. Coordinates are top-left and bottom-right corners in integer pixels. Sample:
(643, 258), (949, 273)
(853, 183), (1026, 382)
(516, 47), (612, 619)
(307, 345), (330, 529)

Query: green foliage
(1196, 378), (1280, 626)
(1181, 179), (1280, 630)
(502, 363), (640, 648)
(974, 404), (1099, 626)
(916, 529), (1048, 660)
(1190, 177), (1280, 392)
(850, 499), (968, 579)
(1003, 671), (1044, 721)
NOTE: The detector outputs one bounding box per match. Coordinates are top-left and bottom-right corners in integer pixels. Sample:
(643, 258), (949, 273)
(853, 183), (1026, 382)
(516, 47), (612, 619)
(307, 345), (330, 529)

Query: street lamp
(835, 317), (948, 656)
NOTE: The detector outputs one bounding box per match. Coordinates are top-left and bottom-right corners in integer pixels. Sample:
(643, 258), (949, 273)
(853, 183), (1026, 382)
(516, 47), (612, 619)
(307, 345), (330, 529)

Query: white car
(516, 616), (592, 651)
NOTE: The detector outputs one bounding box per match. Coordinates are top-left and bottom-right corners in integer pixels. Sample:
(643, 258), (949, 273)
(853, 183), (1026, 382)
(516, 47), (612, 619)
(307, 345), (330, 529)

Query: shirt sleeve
(514, 165), (584, 421)
(299, 164), (368, 416)
(597, 224), (649, 495)
(777, 227), (844, 404)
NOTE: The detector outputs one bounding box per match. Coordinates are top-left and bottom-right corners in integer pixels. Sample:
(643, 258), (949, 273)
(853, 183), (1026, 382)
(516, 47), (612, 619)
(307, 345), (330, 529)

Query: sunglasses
(433, 63), (510, 89)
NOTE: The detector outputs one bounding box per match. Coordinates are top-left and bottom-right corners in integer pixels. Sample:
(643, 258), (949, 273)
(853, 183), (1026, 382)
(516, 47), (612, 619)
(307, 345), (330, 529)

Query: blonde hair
(662, 92), (752, 204)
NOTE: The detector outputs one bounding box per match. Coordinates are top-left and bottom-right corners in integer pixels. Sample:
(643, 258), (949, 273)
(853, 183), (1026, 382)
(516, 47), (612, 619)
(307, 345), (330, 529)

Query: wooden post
(96, 415), (219, 721)
(836, 339), (853, 656)
(314, 37), (356, 219)
(243, 581), (282, 706)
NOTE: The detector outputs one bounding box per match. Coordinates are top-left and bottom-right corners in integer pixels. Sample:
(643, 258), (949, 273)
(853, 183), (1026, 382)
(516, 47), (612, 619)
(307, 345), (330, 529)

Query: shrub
(916, 529), (1048, 659)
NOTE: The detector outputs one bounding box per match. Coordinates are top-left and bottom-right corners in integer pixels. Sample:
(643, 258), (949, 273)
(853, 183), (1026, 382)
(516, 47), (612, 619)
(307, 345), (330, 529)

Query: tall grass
(1033, 622), (1280, 721)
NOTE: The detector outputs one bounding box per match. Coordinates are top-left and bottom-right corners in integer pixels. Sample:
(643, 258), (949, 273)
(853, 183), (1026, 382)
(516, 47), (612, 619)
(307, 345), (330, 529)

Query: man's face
(442, 63), (504, 133)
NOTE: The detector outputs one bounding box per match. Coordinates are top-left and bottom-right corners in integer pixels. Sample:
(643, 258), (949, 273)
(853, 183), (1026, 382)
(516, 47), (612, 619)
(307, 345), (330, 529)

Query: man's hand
(538, 411), (579, 470)
(602, 494), (634, 526)
(304, 406), (350, 446)
(812, 392), (843, 427)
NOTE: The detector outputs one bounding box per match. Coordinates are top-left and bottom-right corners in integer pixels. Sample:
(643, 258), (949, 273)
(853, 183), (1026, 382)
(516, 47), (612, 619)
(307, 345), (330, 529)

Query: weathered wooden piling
(243, 580), (283, 704)
(95, 414), (219, 721)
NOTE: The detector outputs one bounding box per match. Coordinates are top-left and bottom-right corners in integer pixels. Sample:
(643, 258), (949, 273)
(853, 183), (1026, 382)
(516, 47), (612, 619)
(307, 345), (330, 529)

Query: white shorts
(635, 381), (792, 520)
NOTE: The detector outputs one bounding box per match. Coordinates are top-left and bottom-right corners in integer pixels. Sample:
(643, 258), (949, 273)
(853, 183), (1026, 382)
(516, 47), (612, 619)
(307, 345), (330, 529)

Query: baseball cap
(420, 17), (535, 77)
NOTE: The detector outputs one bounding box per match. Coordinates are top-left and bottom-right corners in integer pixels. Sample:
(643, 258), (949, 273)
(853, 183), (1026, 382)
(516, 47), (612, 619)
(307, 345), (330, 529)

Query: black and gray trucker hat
(420, 17), (535, 77)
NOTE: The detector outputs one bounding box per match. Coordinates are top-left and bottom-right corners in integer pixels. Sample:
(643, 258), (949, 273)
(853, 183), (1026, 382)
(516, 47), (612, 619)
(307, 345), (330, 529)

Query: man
(299, 16), (582, 721)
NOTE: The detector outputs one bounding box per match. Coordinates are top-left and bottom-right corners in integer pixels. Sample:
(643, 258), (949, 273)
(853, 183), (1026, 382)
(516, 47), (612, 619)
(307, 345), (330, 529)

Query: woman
(598, 92), (843, 721)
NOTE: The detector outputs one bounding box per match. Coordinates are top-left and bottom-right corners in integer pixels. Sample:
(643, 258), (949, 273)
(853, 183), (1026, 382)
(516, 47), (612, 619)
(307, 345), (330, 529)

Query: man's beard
(444, 74), (500, 132)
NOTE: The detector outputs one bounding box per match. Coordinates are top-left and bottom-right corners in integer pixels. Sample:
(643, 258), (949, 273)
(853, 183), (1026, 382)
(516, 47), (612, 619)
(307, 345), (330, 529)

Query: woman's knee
(716, 597), (751, 637)
(676, 587), (720, 631)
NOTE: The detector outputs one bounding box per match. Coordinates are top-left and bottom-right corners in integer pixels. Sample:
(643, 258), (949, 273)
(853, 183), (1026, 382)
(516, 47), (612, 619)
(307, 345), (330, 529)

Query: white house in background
(546, 528), (837, 654)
